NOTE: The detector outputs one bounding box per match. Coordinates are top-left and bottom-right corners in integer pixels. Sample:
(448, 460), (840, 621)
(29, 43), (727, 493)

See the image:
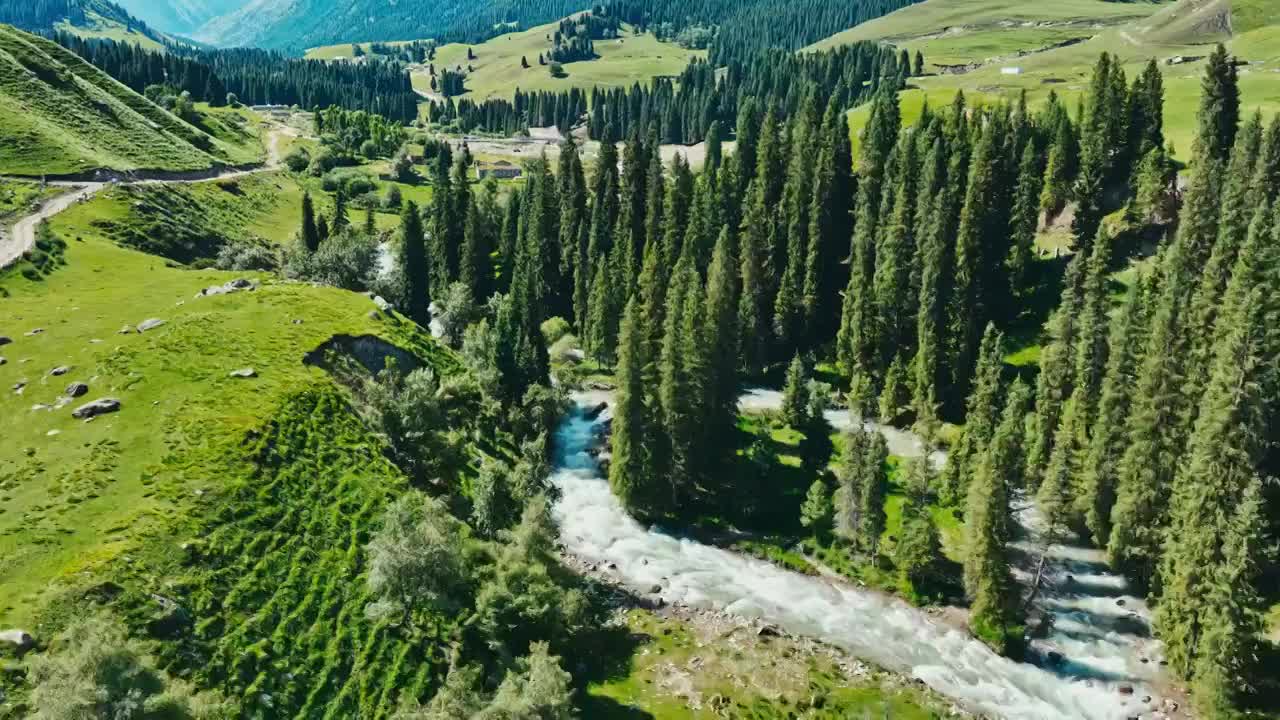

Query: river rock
(373, 295), (393, 312)
(649, 584), (662, 595)
(588, 381), (616, 391)
(137, 318), (166, 332)
(0, 336), (11, 346)
(1115, 598), (1126, 607)
(228, 368), (257, 378)
(0, 629), (35, 657)
(65, 382), (89, 397)
(73, 397), (121, 419)
(584, 402), (608, 420)
(1118, 685), (1134, 695)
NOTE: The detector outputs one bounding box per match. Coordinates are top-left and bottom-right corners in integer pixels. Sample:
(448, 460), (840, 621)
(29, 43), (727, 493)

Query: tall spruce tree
(1024, 254), (1085, 488)
(398, 200), (429, 324)
(610, 296), (652, 515)
(301, 191), (320, 252)
(802, 99), (854, 346)
(1078, 275), (1150, 545)
(703, 227), (740, 459)
(940, 324), (1005, 505)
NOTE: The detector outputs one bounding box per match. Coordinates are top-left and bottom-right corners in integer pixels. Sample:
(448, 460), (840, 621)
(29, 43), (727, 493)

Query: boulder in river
(65, 382), (89, 397)
(584, 402), (608, 420)
(73, 397), (121, 419)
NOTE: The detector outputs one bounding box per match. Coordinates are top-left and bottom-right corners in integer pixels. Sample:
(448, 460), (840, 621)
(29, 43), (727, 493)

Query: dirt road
(1, 125), (293, 269)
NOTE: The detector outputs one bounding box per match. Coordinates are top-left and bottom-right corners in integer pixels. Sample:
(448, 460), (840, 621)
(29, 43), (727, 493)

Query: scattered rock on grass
(50, 365), (70, 376)
(72, 398), (121, 419)
(0, 629), (36, 657)
(0, 336), (11, 346)
(0, 357), (6, 366)
(65, 382), (89, 397)
(13, 381), (26, 393)
(373, 295), (393, 312)
(118, 325), (135, 335)
(199, 278), (257, 298)
(137, 318), (166, 332)
(24, 328), (43, 336)
(228, 368), (257, 378)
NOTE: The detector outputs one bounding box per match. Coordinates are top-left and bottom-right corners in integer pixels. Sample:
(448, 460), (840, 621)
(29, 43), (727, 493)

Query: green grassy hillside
(835, 0), (1280, 160)
(0, 25), (256, 176)
(308, 15), (704, 103)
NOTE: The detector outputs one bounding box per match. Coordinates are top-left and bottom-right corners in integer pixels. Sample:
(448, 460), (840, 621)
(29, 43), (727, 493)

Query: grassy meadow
(0, 26), (259, 176)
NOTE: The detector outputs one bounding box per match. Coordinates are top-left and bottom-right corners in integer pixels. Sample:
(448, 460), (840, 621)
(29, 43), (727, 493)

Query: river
(550, 392), (1174, 719)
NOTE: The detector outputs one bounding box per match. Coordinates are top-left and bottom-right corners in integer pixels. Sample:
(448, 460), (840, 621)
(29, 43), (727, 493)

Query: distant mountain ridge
(0, 0), (160, 39)
(109, 0), (249, 36)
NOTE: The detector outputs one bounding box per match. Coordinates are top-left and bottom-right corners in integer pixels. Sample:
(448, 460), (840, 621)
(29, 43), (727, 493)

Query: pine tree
(857, 433), (889, 557)
(800, 479), (833, 540)
(1079, 276), (1149, 545)
(873, 132), (920, 368)
(703, 227), (740, 458)
(428, 147), (456, 291)
(615, 132), (650, 292)
(301, 191), (320, 252)
(316, 214), (330, 245)
(610, 296), (651, 515)
(802, 99), (854, 346)
(1071, 231), (1113, 428)
(499, 188), (522, 292)
(940, 324), (1004, 505)
(1195, 44), (1241, 164)
(737, 180), (770, 375)
(1024, 254), (1085, 488)
(948, 114), (1003, 410)
(364, 204), (377, 235)
(1006, 142), (1043, 305)
(911, 137), (958, 430)
(1157, 200), (1278, 686)
(504, 162), (553, 399)
(398, 200), (429, 324)
(964, 376), (1021, 652)
(558, 137), (589, 323)
(332, 190), (349, 231)
(774, 97), (819, 351)
(832, 427), (870, 543)
(659, 255), (706, 509)
(781, 354), (810, 428)
(838, 88), (900, 379)
(1039, 113), (1078, 219)
(585, 253), (618, 368)
(459, 198), (488, 303)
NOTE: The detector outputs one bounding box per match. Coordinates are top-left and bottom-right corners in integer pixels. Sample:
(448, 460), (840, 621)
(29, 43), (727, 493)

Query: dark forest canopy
(428, 40), (913, 142)
(50, 32), (420, 121)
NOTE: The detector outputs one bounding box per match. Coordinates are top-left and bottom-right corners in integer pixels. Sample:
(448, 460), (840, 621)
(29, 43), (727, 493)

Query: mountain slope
(0, 0), (167, 51)
(108, 0), (248, 36)
(0, 25), (248, 175)
(192, 0), (582, 51)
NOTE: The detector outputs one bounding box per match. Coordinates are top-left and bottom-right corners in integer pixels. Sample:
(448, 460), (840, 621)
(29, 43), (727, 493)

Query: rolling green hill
(0, 25), (258, 176)
(832, 0), (1280, 160)
(308, 15), (705, 103)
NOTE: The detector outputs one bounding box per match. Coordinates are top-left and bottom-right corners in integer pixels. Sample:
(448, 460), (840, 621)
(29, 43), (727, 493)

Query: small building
(476, 160), (522, 180)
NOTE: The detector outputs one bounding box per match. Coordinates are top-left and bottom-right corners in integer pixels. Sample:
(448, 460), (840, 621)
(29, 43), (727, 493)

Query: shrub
(435, 282), (480, 347)
(285, 229), (378, 290)
(540, 316), (572, 345)
(283, 147), (311, 173)
(322, 169), (377, 197)
(384, 185), (404, 209)
(215, 239), (279, 271)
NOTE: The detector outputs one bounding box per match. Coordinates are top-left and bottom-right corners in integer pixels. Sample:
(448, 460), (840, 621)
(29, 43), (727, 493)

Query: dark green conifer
(300, 191), (320, 252)
(398, 200), (429, 323)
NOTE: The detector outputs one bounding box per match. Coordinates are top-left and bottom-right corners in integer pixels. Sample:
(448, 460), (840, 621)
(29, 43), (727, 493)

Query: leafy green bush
(285, 229), (378, 291)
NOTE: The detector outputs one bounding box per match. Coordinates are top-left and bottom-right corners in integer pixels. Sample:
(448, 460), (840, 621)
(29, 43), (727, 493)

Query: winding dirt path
(1, 125), (293, 269)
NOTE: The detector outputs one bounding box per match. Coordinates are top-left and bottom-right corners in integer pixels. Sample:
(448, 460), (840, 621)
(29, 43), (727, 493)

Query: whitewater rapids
(550, 392), (1165, 720)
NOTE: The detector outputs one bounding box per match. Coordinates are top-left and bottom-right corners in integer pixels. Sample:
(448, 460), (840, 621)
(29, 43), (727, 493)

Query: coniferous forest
(373, 43), (1279, 719)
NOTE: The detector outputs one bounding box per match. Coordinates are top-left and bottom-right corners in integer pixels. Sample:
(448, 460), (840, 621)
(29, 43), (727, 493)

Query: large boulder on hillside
(65, 382), (89, 397)
(72, 398), (121, 419)
(199, 278), (257, 298)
